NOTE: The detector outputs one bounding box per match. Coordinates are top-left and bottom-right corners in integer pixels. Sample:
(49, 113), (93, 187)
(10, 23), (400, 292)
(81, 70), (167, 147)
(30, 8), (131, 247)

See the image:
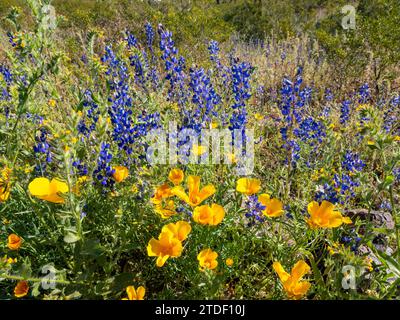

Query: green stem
(0, 273), (75, 285)
(389, 186), (399, 260)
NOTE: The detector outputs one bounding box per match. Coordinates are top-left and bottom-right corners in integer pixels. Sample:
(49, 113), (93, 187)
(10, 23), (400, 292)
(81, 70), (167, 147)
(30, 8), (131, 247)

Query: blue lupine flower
(278, 68), (313, 167)
(77, 89), (100, 137)
(208, 40), (222, 71)
(72, 159), (89, 176)
(245, 195), (266, 224)
(380, 201), (392, 211)
(1, 65), (13, 119)
(93, 142), (115, 188)
(334, 173), (360, 199)
(394, 167), (400, 183)
(324, 88), (334, 102)
(125, 31), (138, 48)
(383, 96), (399, 134)
(102, 45), (138, 156)
(294, 117), (326, 145)
(340, 100), (351, 125)
(315, 183), (340, 204)
(25, 113), (44, 125)
(33, 127), (52, 174)
(0, 65), (12, 85)
(358, 83), (370, 104)
(158, 25), (187, 106)
(145, 22), (155, 51)
(186, 67), (221, 132)
(144, 22), (159, 88)
(7, 32), (17, 47)
(342, 151), (365, 173)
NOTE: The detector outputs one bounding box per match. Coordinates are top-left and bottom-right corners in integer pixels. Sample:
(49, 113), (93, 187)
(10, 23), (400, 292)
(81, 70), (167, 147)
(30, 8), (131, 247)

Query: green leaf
(80, 238), (104, 257)
(368, 242), (400, 278)
(31, 282), (41, 297)
(64, 233), (80, 243)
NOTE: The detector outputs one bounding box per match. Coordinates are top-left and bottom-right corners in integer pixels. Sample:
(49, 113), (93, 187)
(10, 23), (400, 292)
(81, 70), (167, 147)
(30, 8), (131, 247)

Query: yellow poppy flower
(8, 234), (22, 250)
(236, 178), (261, 195)
(147, 231), (183, 267)
(225, 258), (234, 267)
(151, 183), (172, 205)
(171, 176), (216, 207)
(14, 281), (29, 298)
(273, 260), (311, 300)
(168, 168), (184, 186)
(192, 204), (225, 226)
(155, 200), (177, 219)
(197, 248), (218, 271)
(122, 286), (145, 300)
(112, 166), (129, 183)
(258, 194), (284, 217)
(1, 167), (11, 180)
(0, 167), (11, 202)
(306, 200), (352, 229)
(161, 221), (192, 242)
(0, 181), (10, 202)
(254, 113), (264, 121)
(28, 178), (69, 204)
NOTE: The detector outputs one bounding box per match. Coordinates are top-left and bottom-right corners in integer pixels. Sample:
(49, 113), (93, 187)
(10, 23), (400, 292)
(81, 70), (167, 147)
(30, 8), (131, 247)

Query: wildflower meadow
(0, 0), (400, 302)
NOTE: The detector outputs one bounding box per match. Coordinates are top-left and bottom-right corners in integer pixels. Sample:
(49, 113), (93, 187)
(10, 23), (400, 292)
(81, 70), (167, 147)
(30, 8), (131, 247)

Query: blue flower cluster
(358, 83), (370, 104)
(145, 22), (155, 51)
(314, 152), (365, 204)
(294, 117), (326, 145)
(125, 31), (147, 86)
(1, 65), (12, 118)
(93, 142), (115, 188)
(0, 65), (12, 85)
(341, 233), (362, 252)
(7, 32), (17, 48)
(315, 183), (340, 204)
(72, 159), (88, 177)
(229, 59), (252, 157)
(380, 201), (392, 212)
(186, 67), (220, 132)
(383, 96), (399, 134)
(321, 88), (333, 117)
(341, 151), (365, 172)
(208, 40), (222, 70)
(33, 127), (52, 174)
(231, 59), (252, 111)
(340, 100), (351, 125)
(394, 167), (400, 183)
(77, 89), (100, 137)
(158, 25), (187, 106)
(279, 68), (311, 125)
(144, 23), (159, 88)
(102, 45), (135, 155)
(25, 113), (44, 125)
(245, 195), (266, 224)
(278, 68), (313, 167)
(133, 112), (161, 142)
(333, 173), (360, 200)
